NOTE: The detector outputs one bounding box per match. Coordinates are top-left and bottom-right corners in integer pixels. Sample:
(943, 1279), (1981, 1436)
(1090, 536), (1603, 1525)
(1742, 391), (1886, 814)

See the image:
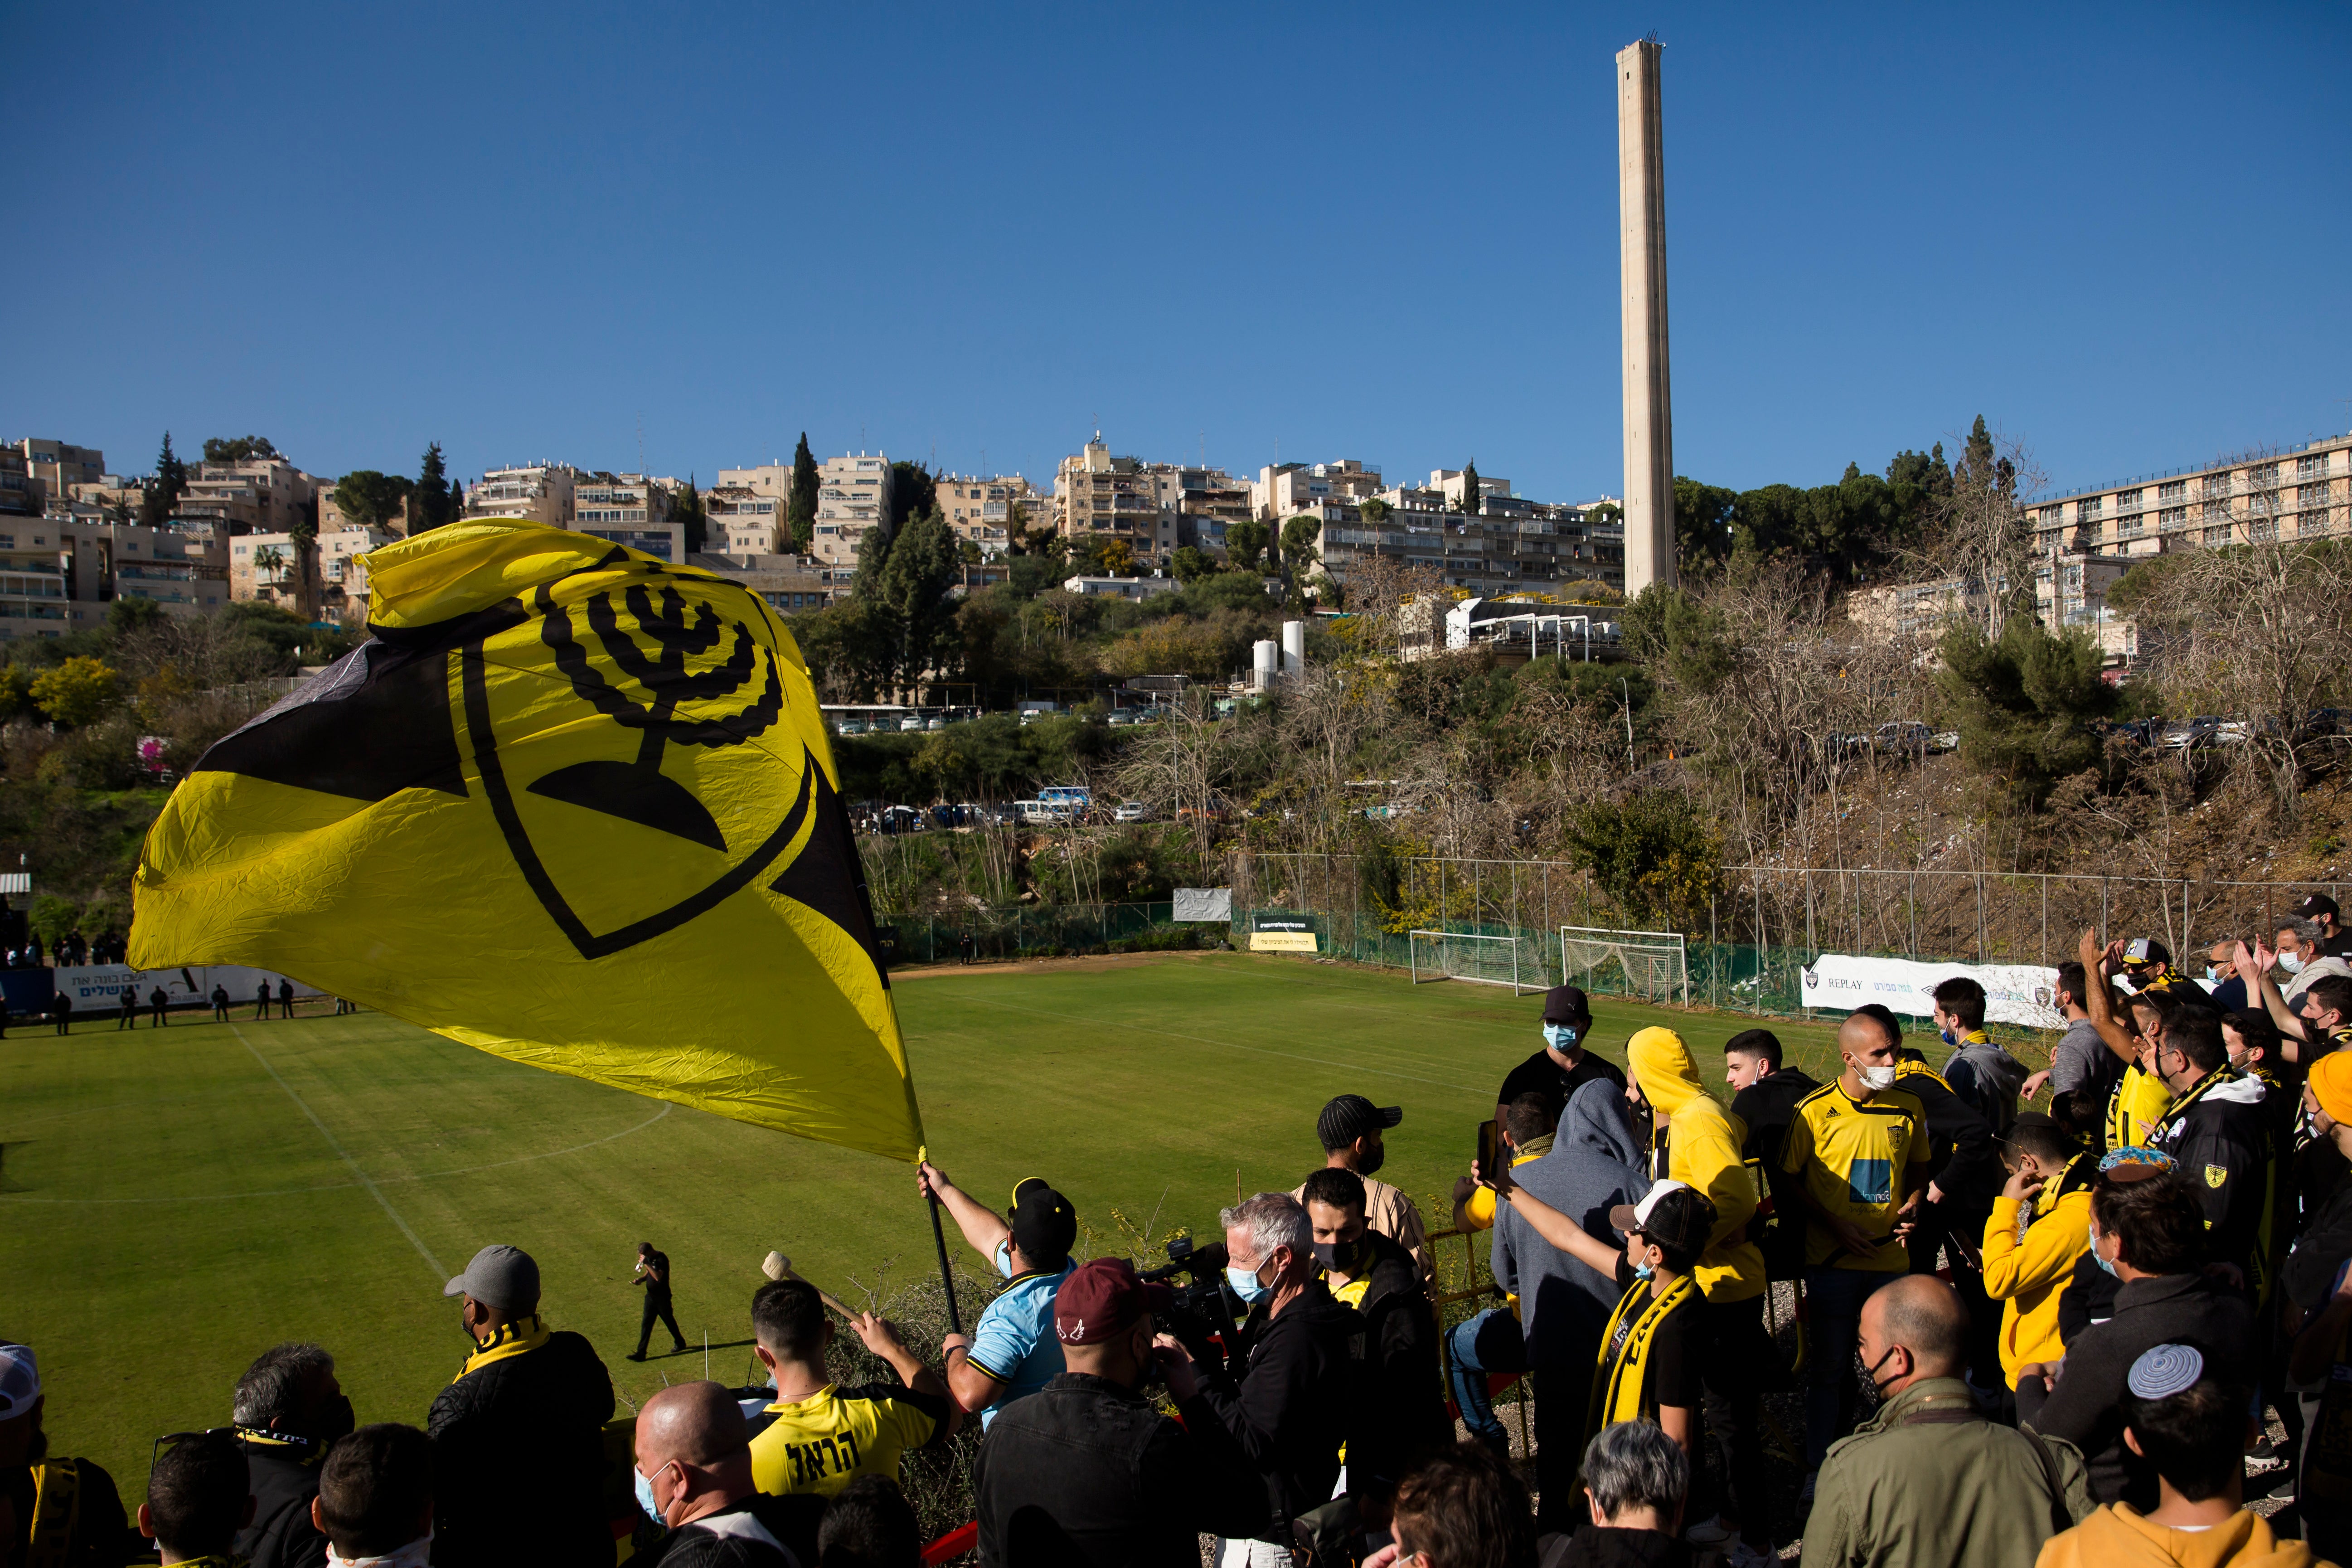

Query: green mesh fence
(878, 902), (1203, 963)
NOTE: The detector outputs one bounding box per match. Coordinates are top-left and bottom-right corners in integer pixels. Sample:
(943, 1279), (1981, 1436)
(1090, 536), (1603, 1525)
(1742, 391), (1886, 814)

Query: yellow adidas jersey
(749, 1381), (948, 1498)
(1782, 1081), (1933, 1272)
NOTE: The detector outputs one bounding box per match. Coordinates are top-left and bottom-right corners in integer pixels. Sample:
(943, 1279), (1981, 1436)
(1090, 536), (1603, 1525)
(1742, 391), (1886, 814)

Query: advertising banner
(51, 963), (323, 1010)
(1249, 932), (1320, 953)
(1173, 887), (1233, 923)
(1798, 953), (2067, 1031)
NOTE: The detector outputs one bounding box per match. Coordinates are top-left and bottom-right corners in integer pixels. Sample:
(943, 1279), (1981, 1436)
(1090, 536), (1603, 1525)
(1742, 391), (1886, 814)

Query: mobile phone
(1476, 1119), (1500, 1179)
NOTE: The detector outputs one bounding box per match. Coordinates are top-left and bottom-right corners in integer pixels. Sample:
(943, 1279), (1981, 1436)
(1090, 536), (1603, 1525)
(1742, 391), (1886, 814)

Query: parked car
(899, 717), (927, 733)
(927, 718), (948, 731)
(1113, 801), (1151, 822)
(836, 719), (869, 736)
(1106, 712), (1137, 727)
(2160, 715), (2221, 750)
(1872, 721), (1933, 754)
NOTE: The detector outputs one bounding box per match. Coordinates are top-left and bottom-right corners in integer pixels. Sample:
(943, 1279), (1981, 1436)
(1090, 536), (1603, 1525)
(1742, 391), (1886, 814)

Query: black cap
(1542, 985), (1591, 1026)
(1605, 1181), (1717, 1252)
(1318, 1094), (1402, 1151)
(2296, 893), (2341, 922)
(1009, 1178), (1076, 1269)
(2010, 1111), (2063, 1136)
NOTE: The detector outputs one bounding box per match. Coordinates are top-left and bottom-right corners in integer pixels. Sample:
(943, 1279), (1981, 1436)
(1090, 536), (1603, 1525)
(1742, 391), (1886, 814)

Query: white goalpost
(1558, 925), (1690, 1008)
(1408, 929), (1533, 994)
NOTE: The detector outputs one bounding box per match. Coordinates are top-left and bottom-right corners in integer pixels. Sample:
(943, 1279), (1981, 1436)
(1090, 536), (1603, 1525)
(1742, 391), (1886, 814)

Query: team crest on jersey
(2203, 1165), (2227, 1189)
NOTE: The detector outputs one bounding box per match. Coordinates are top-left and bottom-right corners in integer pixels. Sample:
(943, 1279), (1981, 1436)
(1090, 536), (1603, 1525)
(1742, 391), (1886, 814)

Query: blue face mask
(1543, 1022), (1581, 1053)
(635, 1465), (668, 1525)
(2088, 1228), (2118, 1278)
(1631, 1259), (1654, 1282)
(992, 1240), (1015, 1280)
(1940, 1026), (1958, 1046)
(1226, 1260), (1273, 1305)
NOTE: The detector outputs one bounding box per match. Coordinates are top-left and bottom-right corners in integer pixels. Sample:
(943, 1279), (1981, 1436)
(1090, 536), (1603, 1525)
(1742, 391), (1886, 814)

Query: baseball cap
(1607, 1179), (1717, 1251)
(2124, 937), (2171, 966)
(2008, 1110), (2063, 1138)
(2296, 893), (2341, 922)
(0, 1343), (39, 1421)
(2311, 1049), (2352, 1125)
(1542, 985), (1592, 1025)
(1318, 1094), (1402, 1150)
(1053, 1257), (1174, 1344)
(442, 1244), (541, 1311)
(1009, 1178), (1077, 1268)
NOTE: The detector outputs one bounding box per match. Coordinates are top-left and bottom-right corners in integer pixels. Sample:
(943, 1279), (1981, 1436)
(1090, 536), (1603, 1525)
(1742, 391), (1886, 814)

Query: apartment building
(176, 456), (319, 536)
(1251, 460), (1387, 520)
(704, 483), (784, 554)
(688, 551), (844, 614)
(317, 525), (400, 623)
(0, 515), (227, 641)
(1053, 437), (1178, 556)
(574, 473), (681, 561)
(1300, 468), (1625, 597)
(465, 462), (578, 528)
(319, 489), (411, 536)
(812, 454), (893, 567)
(935, 474), (1038, 557)
(0, 449), (35, 517)
(15, 439), (105, 497)
(2027, 432), (2349, 559)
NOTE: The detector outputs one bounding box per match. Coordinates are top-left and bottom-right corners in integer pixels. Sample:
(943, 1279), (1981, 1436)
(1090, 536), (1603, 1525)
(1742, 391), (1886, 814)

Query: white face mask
(1860, 1063), (1899, 1091)
(2279, 950), (2306, 974)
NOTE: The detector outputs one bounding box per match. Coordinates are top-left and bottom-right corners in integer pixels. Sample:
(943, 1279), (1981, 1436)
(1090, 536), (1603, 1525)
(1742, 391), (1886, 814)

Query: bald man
(1799, 1277), (2090, 1567)
(633, 1383), (800, 1568)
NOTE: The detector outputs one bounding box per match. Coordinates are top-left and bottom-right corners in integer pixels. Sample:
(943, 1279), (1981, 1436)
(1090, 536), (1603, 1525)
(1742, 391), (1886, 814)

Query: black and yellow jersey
(1781, 1081), (1933, 1272)
(749, 1381), (950, 1499)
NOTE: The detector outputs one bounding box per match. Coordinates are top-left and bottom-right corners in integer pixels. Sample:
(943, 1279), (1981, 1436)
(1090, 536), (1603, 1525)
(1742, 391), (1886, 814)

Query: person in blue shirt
(916, 1161), (1077, 1428)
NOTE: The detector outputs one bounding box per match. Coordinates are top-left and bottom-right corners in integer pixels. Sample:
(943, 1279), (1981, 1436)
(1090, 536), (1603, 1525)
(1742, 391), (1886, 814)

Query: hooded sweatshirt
(1626, 1027), (1764, 1303)
(2032, 1503), (2317, 1568)
(1493, 1079), (1650, 1368)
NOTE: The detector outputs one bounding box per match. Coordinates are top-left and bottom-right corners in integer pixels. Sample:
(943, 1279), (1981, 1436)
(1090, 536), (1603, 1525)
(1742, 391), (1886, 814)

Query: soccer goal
(1558, 925), (1690, 1008)
(1409, 929), (1535, 994)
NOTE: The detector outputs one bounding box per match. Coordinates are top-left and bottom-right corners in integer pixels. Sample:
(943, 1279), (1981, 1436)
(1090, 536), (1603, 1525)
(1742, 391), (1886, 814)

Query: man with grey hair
(1801, 1275), (2090, 1567)
(1163, 1192), (1362, 1567)
(1580, 1420), (1691, 1552)
(230, 1342), (351, 1568)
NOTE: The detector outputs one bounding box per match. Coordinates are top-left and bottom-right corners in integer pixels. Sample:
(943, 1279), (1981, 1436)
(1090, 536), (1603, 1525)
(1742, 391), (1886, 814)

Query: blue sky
(6, 2), (2347, 503)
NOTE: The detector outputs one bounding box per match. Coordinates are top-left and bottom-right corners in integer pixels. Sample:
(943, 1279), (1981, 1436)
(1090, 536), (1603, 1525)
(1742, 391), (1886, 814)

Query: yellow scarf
(2016, 1154), (2088, 1242)
(27, 1457), (80, 1568)
(457, 1314), (552, 1381)
(1588, 1273), (1696, 1436)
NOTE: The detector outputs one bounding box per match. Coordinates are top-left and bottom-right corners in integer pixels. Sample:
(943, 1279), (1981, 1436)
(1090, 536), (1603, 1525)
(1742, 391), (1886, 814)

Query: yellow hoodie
(2034, 1504), (2321, 1568)
(1626, 1026), (1763, 1303)
(1980, 1155), (2094, 1387)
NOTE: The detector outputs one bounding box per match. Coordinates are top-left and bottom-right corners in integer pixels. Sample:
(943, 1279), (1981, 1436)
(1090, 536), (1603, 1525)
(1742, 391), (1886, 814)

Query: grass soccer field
(1, 950), (1848, 1503)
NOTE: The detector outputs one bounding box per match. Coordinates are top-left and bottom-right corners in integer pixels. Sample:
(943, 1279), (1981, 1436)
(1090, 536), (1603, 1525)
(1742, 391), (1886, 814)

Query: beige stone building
(812, 454), (893, 566)
(689, 550), (844, 613)
(15, 439), (106, 497)
(177, 456), (319, 536)
(1053, 437), (1178, 557)
(935, 474), (1038, 557)
(706, 483), (785, 553)
(465, 462), (578, 528)
(2027, 432), (2348, 559)
(1251, 460), (1387, 521)
(0, 449), (37, 517)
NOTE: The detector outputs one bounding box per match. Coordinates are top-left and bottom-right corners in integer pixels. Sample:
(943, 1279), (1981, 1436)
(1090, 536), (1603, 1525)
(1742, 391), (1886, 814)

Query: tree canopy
(203, 436), (278, 465)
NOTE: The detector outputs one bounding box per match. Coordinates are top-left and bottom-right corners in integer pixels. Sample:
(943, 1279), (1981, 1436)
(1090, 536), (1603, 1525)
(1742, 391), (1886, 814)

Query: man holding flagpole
(918, 1161), (1077, 1428)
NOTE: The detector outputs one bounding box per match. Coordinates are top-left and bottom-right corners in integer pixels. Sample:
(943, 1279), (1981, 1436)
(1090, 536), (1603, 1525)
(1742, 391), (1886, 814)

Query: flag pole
(927, 1186), (964, 1337)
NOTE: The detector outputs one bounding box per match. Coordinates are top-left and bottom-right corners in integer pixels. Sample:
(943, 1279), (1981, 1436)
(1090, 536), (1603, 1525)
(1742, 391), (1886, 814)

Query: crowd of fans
(6, 897), (2352, 1567)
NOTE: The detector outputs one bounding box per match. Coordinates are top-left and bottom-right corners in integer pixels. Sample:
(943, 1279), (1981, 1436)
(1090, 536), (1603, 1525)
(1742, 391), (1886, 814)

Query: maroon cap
(1053, 1257), (1174, 1345)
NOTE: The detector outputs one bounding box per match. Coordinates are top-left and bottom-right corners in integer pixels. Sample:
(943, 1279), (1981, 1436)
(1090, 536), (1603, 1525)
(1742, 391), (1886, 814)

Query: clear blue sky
(7, 2), (2347, 504)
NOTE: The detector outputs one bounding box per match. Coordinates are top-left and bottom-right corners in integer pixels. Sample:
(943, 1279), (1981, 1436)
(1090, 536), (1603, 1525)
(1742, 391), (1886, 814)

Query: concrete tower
(1617, 37), (1676, 592)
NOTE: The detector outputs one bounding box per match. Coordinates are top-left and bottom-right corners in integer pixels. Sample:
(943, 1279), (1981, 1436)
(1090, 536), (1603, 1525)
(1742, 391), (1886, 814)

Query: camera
(1139, 1234), (1239, 1376)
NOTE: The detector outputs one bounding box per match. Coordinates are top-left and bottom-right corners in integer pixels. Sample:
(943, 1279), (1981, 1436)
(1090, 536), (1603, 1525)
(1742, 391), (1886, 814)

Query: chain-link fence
(877, 901), (1213, 963)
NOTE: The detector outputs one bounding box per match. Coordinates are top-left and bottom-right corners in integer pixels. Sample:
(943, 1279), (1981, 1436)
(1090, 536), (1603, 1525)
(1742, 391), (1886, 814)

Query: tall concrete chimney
(1617, 37), (1676, 594)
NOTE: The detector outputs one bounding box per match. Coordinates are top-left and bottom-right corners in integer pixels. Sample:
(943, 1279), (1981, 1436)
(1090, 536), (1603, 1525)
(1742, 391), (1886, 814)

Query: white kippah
(0, 1344), (39, 1421)
(2128, 1343), (2203, 1400)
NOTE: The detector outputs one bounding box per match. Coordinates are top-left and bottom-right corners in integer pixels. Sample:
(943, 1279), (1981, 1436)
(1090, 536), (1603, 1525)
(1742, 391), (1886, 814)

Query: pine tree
(450, 479), (466, 522)
(414, 442), (451, 534)
(787, 432), (820, 553)
(672, 476), (707, 555)
(1460, 461), (1482, 516)
(140, 432), (188, 528)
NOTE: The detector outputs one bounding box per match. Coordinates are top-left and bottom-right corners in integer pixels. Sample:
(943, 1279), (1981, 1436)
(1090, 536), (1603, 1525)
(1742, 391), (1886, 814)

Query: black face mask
(312, 1393), (356, 1444)
(1313, 1235), (1372, 1276)
(1356, 1144), (1385, 1177)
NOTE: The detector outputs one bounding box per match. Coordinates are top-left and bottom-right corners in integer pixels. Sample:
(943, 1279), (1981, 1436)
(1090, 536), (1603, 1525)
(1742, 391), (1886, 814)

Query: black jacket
(2284, 1165), (2352, 1315)
(2025, 1271), (2254, 1510)
(1896, 1058), (2003, 1209)
(972, 1372), (1269, 1567)
(235, 1437), (331, 1568)
(1196, 1278), (1364, 1535)
(1730, 1067), (1821, 1279)
(1553, 1525), (1719, 1567)
(2150, 1068), (2276, 1288)
(3, 1456), (133, 1568)
(426, 1327), (617, 1568)
(1342, 1231), (1452, 1496)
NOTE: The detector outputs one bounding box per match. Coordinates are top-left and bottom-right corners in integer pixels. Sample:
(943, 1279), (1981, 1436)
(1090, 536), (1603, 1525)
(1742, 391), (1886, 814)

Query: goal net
(1558, 925), (1689, 1007)
(1408, 929), (1534, 994)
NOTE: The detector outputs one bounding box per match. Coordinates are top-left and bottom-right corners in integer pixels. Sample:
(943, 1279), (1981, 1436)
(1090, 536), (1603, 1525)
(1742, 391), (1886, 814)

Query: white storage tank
(1252, 639), (1280, 690)
(1280, 620), (1305, 679)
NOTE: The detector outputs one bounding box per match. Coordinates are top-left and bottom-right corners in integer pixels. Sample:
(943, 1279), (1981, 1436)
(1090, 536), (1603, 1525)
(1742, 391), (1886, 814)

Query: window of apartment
(2118, 510), (2145, 537)
(2249, 518), (2277, 543)
(2116, 488), (2143, 509)
(2204, 524), (2234, 546)
(2078, 496), (2104, 518)
(2204, 473), (2233, 498)
(2301, 483), (2333, 508)
(2202, 499), (2230, 521)
(2039, 506), (2066, 526)
(2158, 480), (2186, 501)
(2298, 452), (2330, 479)
(2250, 463), (2280, 488)
(2160, 506), (2188, 530)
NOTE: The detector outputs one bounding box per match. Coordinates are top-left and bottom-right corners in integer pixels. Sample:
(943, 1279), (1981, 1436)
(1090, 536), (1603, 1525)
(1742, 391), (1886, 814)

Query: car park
(1114, 801), (1151, 821)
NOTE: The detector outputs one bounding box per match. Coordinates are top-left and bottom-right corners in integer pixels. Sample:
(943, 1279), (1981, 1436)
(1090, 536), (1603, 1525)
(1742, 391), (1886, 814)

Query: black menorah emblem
(527, 575), (785, 852)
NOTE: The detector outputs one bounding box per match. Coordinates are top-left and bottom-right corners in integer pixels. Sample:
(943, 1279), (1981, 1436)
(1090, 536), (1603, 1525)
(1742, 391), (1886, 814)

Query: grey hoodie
(1493, 1079), (1652, 1369)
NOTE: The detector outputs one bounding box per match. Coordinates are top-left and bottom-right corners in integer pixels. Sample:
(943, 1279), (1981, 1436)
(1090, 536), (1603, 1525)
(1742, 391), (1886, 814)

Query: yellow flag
(130, 519), (926, 1162)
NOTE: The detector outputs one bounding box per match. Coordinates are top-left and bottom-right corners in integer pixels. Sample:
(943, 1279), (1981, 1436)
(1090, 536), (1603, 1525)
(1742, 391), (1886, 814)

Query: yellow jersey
(1781, 1081), (1933, 1272)
(749, 1381), (950, 1499)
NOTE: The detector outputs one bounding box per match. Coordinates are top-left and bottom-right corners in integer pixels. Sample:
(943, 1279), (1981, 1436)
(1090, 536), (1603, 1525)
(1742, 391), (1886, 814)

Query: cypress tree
(787, 432), (820, 553)
(414, 442), (451, 533)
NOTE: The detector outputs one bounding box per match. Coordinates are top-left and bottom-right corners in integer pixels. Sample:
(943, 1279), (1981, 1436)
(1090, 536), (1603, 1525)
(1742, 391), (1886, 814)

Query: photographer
(1300, 1167), (1450, 1501)
(973, 1258), (1267, 1566)
(1165, 1192), (1361, 1568)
